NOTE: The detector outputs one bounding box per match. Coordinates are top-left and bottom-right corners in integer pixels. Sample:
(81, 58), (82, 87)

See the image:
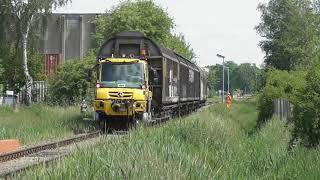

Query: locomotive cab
(94, 58), (153, 125)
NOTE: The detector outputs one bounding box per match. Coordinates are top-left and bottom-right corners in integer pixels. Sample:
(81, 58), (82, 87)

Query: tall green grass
(0, 104), (92, 145)
(19, 102), (320, 179)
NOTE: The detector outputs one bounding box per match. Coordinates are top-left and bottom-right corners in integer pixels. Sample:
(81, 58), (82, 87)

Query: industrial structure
(39, 13), (100, 74)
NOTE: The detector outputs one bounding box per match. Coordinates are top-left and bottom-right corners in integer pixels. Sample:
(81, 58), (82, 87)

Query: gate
(18, 81), (48, 104)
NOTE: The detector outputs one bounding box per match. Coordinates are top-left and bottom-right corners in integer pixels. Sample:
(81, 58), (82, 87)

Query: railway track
(0, 131), (108, 178)
(0, 104), (212, 178)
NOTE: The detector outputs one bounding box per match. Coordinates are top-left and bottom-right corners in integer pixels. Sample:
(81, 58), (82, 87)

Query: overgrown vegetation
(19, 102), (320, 179)
(46, 55), (95, 105)
(257, 69), (306, 127)
(255, 0), (320, 147)
(0, 104), (92, 145)
(292, 64), (320, 147)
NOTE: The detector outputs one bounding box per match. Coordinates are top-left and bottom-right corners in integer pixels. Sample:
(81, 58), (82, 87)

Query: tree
(224, 61), (238, 92)
(235, 63), (260, 93)
(0, 0), (22, 92)
(206, 61), (262, 96)
(6, 0), (69, 105)
(256, 0), (320, 70)
(164, 33), (197, 61)
(92, 0), (196, 60)
(206, 64), (223, 95)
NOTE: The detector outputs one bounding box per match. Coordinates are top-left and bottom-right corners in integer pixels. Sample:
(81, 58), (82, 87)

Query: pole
(217, 54), (225, 103)
(227, 67), (230, 93)
(222, 57), (225, 103)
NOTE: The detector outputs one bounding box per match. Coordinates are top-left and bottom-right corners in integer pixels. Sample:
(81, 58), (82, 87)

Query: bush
(46, 56), (95, 105)
(257, 69), (305, 127)
(292, 64), (320, 147)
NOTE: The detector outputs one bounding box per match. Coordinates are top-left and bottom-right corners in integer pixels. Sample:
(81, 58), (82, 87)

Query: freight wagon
(89, 31), (208, 128)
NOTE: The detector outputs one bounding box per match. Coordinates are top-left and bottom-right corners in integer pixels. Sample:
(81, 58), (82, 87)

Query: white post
(222, 57), (225, 103)
(227, 67), (230, 93)
(217, 54), (226, 103)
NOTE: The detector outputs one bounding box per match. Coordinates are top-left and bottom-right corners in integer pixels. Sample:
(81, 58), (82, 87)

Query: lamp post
(226, 67), (230, 94)
(217, 54), (225, 103)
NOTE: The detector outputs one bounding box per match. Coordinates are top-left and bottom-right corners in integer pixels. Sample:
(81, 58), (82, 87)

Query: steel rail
(0, 131), (101, 163)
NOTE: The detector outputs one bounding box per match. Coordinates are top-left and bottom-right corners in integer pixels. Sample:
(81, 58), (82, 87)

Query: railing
(17, 81), (48, 104)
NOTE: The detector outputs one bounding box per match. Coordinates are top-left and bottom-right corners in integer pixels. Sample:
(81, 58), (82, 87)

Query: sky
(56, 0), (269, 67)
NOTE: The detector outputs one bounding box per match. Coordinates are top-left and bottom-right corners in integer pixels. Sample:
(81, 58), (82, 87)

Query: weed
(0, 104), (94, 145)
(18, 102), (320, 179)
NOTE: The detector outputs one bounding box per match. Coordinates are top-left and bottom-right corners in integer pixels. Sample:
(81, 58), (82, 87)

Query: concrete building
(39, 13), (100, 73)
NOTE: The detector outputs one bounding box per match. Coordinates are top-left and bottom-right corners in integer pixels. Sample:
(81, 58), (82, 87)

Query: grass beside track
(19, 102), (320, 179)
(0, 105), (91, 145)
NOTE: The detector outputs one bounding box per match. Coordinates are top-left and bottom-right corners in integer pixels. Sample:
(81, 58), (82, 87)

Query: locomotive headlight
(99, 101), (104, 107)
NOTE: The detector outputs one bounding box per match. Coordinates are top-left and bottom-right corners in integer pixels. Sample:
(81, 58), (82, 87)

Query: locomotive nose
(111, 100), (133, 112)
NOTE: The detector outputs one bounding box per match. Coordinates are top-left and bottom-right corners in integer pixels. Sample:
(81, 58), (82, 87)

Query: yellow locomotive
(90, 32), (208, 129)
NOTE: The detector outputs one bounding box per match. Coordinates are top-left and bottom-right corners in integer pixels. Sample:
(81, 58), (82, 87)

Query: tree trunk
(21, 20), (33, 105)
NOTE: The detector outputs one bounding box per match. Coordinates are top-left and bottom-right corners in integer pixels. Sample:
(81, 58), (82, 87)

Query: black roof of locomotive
(97, 31), (199, 71)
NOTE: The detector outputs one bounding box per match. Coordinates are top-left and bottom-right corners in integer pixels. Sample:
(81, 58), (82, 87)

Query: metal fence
(18, 81), (48, 104)
(273, 99), (293, 120)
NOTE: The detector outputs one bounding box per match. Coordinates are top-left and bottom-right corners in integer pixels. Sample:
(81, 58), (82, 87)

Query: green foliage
(206, 61), (262, 95)
(256, 0), (320, 70)
(0, 0), (21, 90)
(92, 0), (195, 60)
(257, 69), (306, 127)
(0, 48), (46, 92)
(207, 64), (221, 93)
(47, 56), (95, 105)
(163, 33), (196, 61)
(235, 63), (261, 93)
(0, 48), (25, 92)
(225, 61), (238, 91)
(292, 64), (320, 147)
(256, 0), (320, 147)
